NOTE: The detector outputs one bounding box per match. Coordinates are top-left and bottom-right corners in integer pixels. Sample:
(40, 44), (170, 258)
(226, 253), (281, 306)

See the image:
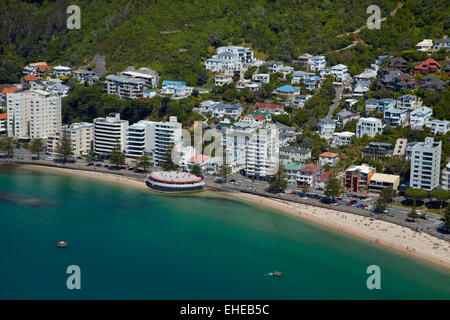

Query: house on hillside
(413, 58), (441, 75)
(416, 39), (433, 52)
(418, 75), (446, 93)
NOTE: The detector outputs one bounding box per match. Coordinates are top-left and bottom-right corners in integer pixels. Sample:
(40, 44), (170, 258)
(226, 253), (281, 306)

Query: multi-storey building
(384, 108), (408, 126)
(409, 137), (442, 191)
(330, 64), (349, 81)
(343, 164), (376, 194)
(409, 106), (433, 128)
(363, 142), (394, 160)
(104, 75), (145, 99)
(6, 89), (61, 140)
(319, 152), (339, 166)
(308, 56), (326, 71)
(442, 162), (450, 191)
(63, 122), (94, 156)
(331, 131), (355, 147)
(93, 113), (129, 156)
(356, 117), (384, 138)
(121, 67), (159, 88)
(125, 117), (182, 165)
(396, 94), (421, 110)
(279, 146), (311, 165)
(297, 164), (322, 187)
(0, 113), (6, 134)
(318, 118), (336, 135)
(425, 120), (450, 135)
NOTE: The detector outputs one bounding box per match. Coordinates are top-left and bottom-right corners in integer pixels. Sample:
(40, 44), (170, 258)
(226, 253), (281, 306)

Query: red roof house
(413, 58), (441, 75)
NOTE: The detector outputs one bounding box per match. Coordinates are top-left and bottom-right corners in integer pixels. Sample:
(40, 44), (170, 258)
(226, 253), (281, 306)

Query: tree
(324, 171), (341, 200)
(190, 163), (202, 177)
(380, 186), (396, 203)
(109, 140), (125, 168)
(162, 143), (178, 171)
(137, 153), (152, 172)
(430, 189), (450, 215)
(268, 163), (288, 193)
(443, 205), (450, 230)
(30, 138), (44, 159)
(375, 195), (388, 213)
(218, 154), (231, 182)
(56, 136), (73, 162)
(405, 188), (428, 219)
(85, 149), (96, 163)
(0, 136), (15, 158)
(302, 184), (309, 194)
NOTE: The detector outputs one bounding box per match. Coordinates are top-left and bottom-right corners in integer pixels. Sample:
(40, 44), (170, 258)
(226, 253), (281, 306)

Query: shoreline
(18, 164), (450, 272)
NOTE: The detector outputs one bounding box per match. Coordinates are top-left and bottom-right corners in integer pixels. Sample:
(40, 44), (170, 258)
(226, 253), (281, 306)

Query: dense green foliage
(2, 0), (448, 84)
(56, 136), (73, 162)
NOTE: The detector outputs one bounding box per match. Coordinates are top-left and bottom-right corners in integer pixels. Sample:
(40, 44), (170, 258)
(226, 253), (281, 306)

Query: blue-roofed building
(276, 85), (300, 96)
(161, 80), (193, 97)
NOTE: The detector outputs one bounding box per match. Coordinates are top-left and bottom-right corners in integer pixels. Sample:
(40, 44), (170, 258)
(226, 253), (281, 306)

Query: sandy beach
(231, 192), (450, 271)
(20, 164), (450, 271)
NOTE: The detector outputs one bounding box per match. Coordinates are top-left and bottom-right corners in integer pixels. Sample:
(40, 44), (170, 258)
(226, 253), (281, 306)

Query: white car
(46, 156), (55, 160)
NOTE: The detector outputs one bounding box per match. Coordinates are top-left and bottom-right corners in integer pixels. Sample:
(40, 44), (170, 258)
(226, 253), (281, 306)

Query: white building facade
(410, 137), (442, 191)
(93, 113), (129, 156)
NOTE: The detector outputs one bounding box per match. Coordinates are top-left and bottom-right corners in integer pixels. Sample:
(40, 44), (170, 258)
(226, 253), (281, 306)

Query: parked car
(296, 192), (305, 197)
(215, 178), (225, 184)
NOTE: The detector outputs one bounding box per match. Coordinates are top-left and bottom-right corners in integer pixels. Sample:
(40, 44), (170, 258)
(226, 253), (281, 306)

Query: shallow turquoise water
(0, 165), (449, 299)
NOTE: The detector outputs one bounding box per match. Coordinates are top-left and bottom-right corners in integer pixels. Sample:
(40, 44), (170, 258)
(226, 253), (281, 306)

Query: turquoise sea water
(0, 165), (449, 300)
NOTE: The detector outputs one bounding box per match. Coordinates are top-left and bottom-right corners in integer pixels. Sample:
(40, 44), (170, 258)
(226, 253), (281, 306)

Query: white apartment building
(442, 162), (450, 191)
(396, 94), (421, 110)
(151, 116), (182, 165)
(410, 137), (442, 191)
(356, 117), (384, 138)
(409, 106), (433, 128)
(308, 56), (327, 71)
(252, 73), (270, 84)
(124, 117), (182, 164)
(104, 75), (145, 99)
(318, 118), (336, 135)
(330, 64), (349, 81)
(425, 120), (450, 135)
(93, 113), (129, 156)
(52, 65), (71, 78)
(416, 39), (433, 52)
(7, 89), (61, 140)
(63, 122), (94, 156)
(121, 67), (159, 88)
(331, 131), (355, 147)
(383, 108), (408, 126)
(225, 122), (279, 178)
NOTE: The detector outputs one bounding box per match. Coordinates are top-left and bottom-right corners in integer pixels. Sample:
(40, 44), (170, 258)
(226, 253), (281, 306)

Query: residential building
(215, 74), (233, 86)
(297, 54), (312, 65)
(368, 173), (400, 193)
(279, 146), (311, 165)
(308, 56), (326, 72)
(0, 113), (6, 134)
(275, 85), (300, 96)
(331, 131), (355, 148)
(425, 120), (450, 135)
(63, 122), (94, 156)
(285, 162), (306, 185)
(45, 132), (60, 155)
(394, 73), (416, 91)
(143, 89), (156, 99)
(292, 94), (312, 108)
(413, 58), (441, 75)
(409, 137), (441, 191)
(388, 57), (408, 73)
(405, 142), (418, 160)
(315, 171), (330, 190)
(6, 89), (61, 140)
(336, 111), (359, 127)
(356, 117), (384, 138)
(319, 152), (339, 167)
(252, 73), (270, 84)
(352, 82), (369, 98)
(415, 39), (433, 52)
(418, 75), (446, 93)
(318, 118), (336, 135)
(396, 94), (421, 110)
(384, 108), (408, 126)
(93, 113), (129, 156)
(52, 65), (71, 78)
(254, 102), (284, 115)
(104, 75), (145, 99)
(365, 98), (379, 111)
(343, 164), (376, 194)
(442, 162), (450, 191)
(73, 69), (96, 81)
(211, 103), (244, 120)
(121, 66), (159, 88)
(330, 64), (349, 81)
(291, 71), (310, 84)
(23, 62), (51, 77)
(297, 164), (322, 187)
(161, 80), (193, 97)
(363, 142), (394, 159)
(409, 106), (433, 128)
(376, 98), (396, 113)
(433, 38), (450, 51)
(393, 138), (407, 157)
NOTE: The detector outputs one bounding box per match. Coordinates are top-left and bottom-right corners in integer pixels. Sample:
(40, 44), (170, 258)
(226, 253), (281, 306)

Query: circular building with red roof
(146, 171), (205, 192)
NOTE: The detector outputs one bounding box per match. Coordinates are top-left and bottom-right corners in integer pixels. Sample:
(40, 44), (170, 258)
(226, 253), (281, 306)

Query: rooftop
(320, 152), (339, 158)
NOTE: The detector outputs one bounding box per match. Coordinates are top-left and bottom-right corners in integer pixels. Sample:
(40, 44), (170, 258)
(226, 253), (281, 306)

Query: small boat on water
(273, 271), (282, 277)
(56, 241), (68, 248)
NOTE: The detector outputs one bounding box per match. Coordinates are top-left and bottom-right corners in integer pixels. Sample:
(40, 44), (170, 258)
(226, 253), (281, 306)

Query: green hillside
(1, 0), (448, 84)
